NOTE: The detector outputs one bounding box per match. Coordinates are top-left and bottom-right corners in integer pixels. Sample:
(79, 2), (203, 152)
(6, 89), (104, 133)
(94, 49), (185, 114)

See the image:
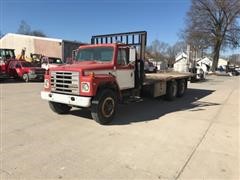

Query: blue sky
(1, 0), (190, 45)
(0, 0), (239, 54)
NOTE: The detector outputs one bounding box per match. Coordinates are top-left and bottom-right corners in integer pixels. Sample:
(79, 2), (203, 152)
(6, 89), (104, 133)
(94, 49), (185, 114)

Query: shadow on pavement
(70, 88), (219, 125)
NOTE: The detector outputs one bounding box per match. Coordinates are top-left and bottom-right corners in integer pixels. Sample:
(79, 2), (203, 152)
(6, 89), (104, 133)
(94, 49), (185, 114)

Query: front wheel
(49, 101), (72, 114)
(91, 89), (117, 125)
(22, 73), (29, 82)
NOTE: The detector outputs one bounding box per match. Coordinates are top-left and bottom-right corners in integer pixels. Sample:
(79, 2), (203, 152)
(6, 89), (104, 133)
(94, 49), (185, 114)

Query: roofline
(3, 33), (62, 42)
(62, 39), (85, 45)
(2, 33), (86, 45)
(0, 48), (15, 50)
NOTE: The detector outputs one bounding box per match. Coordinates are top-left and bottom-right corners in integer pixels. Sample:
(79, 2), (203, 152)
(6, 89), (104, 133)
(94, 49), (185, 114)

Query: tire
(177, 79), (187, 97)
(91, 89), (117, 125)
(22, 73), (29, 82)
(190, 77), (195, 83)
(49, 101), (72, 114)
(164, 80), (177, 101)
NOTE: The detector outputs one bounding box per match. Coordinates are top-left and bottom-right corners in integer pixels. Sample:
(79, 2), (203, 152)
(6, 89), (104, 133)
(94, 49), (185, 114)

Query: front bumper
(41, 91), (91, 107)
(28, 73), (44, 80)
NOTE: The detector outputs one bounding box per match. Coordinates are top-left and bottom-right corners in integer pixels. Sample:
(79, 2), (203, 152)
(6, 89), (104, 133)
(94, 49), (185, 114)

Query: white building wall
(0, 33), (63, 59)
(0, 33), (35, 59)
(174, 57), (189, 72)
(218, 58), (228, 67)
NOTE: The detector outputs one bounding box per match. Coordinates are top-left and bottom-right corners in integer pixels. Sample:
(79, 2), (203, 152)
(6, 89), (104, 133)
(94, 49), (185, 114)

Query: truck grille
(51, 71), (79, 95)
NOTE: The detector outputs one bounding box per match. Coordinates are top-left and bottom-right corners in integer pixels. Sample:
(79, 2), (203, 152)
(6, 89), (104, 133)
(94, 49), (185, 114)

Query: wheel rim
(23, 74), (28, 82)
(101, 97), (115, 118)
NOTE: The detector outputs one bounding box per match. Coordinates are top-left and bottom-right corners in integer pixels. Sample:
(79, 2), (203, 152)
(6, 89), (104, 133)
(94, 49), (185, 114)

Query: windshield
(76, 47), (113, 62)
(0, 49), (15, 59)
(49, 58), (62, 64)
(21, 62), (32, 67)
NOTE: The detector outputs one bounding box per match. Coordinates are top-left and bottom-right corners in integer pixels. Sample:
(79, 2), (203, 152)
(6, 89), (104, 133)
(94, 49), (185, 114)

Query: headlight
(81, 82), (90, 92)
(44, 79), (50, 89)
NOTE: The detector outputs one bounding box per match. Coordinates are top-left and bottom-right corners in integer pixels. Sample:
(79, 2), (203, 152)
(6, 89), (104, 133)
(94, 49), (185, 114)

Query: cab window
(117, 48), (128, 65)
(9, 62), (15, 69)
(15, 63), (21, 68)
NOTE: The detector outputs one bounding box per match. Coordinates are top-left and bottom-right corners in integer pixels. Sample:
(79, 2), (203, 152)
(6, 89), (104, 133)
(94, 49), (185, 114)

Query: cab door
(8, 61), (17, 76)
(15, 62), (23, 77)
(115, 47), (135, 90)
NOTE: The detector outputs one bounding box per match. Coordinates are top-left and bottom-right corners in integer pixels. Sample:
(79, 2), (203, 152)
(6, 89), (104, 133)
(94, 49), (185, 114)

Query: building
(174, 52), (189, 72)
(196, 57), (212, 72)
(218, 58), (229, 69)
(149, 58), (168, 71)
(0, 33), (84, 61)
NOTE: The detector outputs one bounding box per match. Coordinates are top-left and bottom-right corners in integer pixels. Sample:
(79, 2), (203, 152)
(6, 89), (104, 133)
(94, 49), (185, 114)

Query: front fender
(85, 74), (120, 97)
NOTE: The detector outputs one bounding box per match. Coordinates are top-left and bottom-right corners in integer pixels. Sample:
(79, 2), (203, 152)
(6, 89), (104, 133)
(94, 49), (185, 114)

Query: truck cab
(0, 48), (16, 77)
(41, 43), (140, 124)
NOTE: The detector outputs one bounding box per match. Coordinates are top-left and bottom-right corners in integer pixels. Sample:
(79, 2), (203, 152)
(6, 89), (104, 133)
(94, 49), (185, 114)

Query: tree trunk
(211, 41), (221, 72)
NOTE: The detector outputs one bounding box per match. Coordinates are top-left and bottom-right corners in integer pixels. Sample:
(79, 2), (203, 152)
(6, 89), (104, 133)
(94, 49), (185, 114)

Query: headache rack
(91, 31), (147, 60)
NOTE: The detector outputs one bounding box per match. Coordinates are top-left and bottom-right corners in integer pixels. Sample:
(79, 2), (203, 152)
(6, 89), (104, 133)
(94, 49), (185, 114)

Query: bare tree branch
(183, 0), (240, 71)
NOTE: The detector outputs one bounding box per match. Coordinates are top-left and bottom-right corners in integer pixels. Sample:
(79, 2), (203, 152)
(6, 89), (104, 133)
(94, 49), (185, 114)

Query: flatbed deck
(144, 71), (193, 85)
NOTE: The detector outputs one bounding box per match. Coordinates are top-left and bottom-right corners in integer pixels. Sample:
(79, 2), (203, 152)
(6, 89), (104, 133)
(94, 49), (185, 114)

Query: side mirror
(129, 47), (136, 62)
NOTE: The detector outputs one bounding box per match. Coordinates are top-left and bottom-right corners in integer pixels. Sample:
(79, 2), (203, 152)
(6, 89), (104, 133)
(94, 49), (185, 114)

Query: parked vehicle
(7, 60), (45, 82)
(0, 48), (17, 79)
(234, 66), (240, 75)
(30, 53), (43, 66)
(228, 65), (240, 76)
(41, 31), (192, 124)
(144, 60), (157, 73)
(190, 64), (206, 82)
(41, 56), (64, 70)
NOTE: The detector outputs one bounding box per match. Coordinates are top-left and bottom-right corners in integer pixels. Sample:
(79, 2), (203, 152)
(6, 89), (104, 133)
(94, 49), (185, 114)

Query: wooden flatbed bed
(144, 71), (193, 85)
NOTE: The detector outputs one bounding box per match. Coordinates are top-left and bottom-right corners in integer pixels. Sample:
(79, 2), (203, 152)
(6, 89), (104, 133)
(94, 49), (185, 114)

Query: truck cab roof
(79, 43), (128, 49)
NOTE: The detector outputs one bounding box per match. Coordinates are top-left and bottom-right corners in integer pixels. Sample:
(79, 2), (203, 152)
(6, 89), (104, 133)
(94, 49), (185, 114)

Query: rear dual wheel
(165, 80), (177, 101)
(177, 79), (187, 97)
(165, 79), (187, 100)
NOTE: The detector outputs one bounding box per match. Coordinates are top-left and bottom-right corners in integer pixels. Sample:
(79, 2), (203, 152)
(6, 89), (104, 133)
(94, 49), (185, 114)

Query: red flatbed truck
(41, 31), (192, 124)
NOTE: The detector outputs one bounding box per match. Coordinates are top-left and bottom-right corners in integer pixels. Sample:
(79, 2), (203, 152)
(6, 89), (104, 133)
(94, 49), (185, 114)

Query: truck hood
(50, 61), (114, 73)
